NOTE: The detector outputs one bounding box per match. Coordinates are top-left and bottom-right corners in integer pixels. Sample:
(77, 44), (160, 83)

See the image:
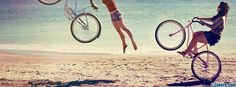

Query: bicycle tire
(191, 51), (221, 83)
(38, 0), (61, 5)
(70, 13), (101, 43)
(155, 20), (186, 51)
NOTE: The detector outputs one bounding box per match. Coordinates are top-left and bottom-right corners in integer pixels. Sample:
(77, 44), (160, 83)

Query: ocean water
(0, 0), (235, 54)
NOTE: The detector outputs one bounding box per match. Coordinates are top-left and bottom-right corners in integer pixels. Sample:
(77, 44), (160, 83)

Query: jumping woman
(101, 0), (137, 54)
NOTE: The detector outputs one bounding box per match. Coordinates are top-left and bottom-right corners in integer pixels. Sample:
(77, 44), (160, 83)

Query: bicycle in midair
(39, 0), (102, 43)
(155, 17), (222, 83)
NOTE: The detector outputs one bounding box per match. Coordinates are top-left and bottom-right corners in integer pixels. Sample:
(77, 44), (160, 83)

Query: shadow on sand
(29, 79), (117, 87)
(167, 80), (211, 86)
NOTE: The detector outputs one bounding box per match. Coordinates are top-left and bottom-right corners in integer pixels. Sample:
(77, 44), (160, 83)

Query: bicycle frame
(63, 0), (94, 28)
(156, 18), (221, 82)
(186, 21), (210, 68)
(170, 21), (207, 48)
(64, 0), (92, 15)
(170, 19), (210, 67)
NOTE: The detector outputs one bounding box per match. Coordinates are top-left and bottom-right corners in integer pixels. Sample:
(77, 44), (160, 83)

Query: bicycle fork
(64, 0), (89, 30)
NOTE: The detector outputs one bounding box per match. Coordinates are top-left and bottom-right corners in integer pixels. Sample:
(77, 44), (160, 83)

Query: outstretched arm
(197, 17), (212, 21)
(201, 17), (223, 29)
(90, 0), (98, 9)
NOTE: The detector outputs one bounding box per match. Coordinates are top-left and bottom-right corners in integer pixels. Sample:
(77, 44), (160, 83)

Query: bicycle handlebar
(192, 17), (204, 26)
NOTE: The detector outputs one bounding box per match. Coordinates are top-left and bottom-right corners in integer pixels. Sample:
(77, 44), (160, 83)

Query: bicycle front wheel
(38, 0), (61, 5)
(191, 51), (221, 82)
(155, 20), (186, 51)
(71, 13), (101, 43)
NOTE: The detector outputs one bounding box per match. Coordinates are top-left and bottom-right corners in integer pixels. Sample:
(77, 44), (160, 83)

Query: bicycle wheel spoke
(191, 51), (221, 82)
(71, 13), (101, 43)
(74, 19), (84, 29)
(195, 58), (206, 68)
(155, 20), (185, 51)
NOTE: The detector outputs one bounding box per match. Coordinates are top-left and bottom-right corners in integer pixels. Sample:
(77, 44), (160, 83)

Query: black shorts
(204, 31), (221, 46)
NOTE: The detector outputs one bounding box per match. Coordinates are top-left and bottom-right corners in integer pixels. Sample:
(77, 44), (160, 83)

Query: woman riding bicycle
(100, 0), (138, 54)
(178, 2), (230, 56)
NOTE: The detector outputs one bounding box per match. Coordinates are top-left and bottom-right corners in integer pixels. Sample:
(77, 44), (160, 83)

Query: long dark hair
(211, 2), (230, 21)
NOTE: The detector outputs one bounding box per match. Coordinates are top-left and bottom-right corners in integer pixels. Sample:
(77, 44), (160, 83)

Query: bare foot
(177, 51), (186, 57)
(123, 45), (128, 54)
(132, 42), (137, 50)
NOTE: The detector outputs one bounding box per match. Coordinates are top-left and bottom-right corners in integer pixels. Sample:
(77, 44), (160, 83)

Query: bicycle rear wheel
(155, 20), (186, 51)
(191, 51), (221, 82)
(71, 13), (101, 43)
(38, 0), (61, 5)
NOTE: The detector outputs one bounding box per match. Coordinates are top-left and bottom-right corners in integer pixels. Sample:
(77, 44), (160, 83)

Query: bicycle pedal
(202, 68), (208, 71)
(183, 54), (193, 59)
(184, 56), (193, 59)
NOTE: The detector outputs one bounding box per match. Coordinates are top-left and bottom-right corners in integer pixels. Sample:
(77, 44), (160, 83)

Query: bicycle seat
(90, 0), (98, 10)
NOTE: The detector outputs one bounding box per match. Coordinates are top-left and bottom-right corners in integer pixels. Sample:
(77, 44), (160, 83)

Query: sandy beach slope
(0, 50), (236, 86)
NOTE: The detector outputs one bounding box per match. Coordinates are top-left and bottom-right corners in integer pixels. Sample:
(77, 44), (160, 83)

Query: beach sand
(0, 50), (236, 87)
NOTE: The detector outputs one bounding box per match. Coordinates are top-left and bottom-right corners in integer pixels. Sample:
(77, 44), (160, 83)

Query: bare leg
(117, 19), (137, 50)
(193, 44), (198, 54)
(185, 31), (208, 53)
(112, 21), (127, 53)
